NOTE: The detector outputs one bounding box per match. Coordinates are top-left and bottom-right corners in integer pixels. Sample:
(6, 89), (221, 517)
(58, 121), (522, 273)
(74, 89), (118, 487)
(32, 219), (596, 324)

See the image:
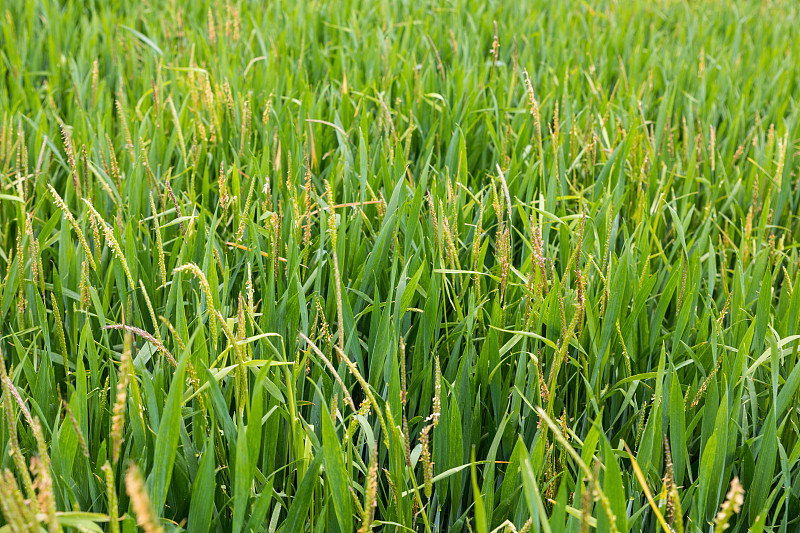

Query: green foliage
(1, 0), (799, 531)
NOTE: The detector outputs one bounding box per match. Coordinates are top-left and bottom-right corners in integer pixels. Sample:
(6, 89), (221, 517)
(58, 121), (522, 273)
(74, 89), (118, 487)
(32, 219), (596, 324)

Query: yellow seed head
(47, 185), (97, 270)
(150, 194), (167, 286)
(207, 7), (216, 45)
(111, 334), (131, 464)
(125, 464), (163, 533)
(714, 477), (744, 530)
(174, 263), (218, 347)
(84, 199), (134, 287)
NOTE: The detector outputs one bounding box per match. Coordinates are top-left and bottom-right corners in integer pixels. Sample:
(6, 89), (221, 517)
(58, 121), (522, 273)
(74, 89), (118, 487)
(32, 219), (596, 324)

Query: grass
(1, 0), (800, 531)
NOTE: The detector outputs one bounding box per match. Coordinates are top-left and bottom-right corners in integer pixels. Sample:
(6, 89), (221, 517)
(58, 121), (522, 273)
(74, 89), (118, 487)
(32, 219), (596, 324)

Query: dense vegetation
(1, 0), (800, 532)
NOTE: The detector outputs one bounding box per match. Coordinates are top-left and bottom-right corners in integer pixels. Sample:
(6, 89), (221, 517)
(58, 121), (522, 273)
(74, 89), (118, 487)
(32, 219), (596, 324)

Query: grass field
(1, 0), (800, 531)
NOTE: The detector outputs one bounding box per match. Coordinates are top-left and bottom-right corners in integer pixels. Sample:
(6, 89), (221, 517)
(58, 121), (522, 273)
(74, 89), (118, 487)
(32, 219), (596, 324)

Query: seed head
(714, 478), (744, 530)
(429, 354), (442, 427)
(150, 194), (167, 286)
(111, 333), (131, 464)
(174, 263), (218, 347)
(102, 463), (120, 533)
(84, 199), (134, 287)
(359, 444), (379, 533)
(47, 185), (96, 270)
(420, 424), (434, 498)
(125, 464), (163, 533)
(32, 418), (59, 533)
(207, 8), (216, 45)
